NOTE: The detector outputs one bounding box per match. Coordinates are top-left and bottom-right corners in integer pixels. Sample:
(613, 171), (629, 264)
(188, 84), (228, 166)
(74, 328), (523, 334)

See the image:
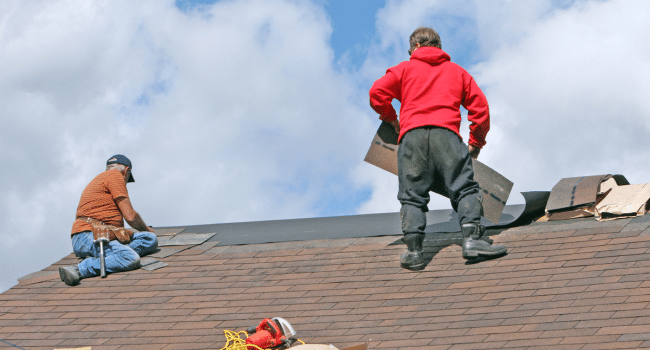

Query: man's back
(71, 169), (128, 235)
(369, 46), (489, 148)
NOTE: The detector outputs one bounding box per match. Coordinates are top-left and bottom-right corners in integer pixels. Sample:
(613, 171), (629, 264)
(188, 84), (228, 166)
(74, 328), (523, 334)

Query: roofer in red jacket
(369, 27), (507, 270)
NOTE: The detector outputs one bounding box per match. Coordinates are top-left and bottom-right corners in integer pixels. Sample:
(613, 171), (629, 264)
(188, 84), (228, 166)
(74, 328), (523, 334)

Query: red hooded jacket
(369, 47), (489, 148)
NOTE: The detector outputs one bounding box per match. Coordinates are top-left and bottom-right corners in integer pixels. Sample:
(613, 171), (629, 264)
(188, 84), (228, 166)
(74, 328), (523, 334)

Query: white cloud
(473, 0), (650, 191)
(3, 0), (649, 293)
(355, 0), (650, 211)
(0, 0), (377, 292)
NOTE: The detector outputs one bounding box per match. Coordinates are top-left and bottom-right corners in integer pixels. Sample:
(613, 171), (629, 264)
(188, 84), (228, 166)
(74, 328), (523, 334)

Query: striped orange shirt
(71, 169), (129, 235)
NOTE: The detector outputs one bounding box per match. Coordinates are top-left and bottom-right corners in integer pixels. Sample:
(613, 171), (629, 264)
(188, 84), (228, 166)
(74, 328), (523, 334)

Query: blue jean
(397, 127), (483, 235)
(71, 231), (158, 278)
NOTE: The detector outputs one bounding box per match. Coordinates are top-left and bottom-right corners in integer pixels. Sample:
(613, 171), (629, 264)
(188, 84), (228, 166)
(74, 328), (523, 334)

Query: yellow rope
(219, 330), (258, 350)
(219, 330), (305, 350)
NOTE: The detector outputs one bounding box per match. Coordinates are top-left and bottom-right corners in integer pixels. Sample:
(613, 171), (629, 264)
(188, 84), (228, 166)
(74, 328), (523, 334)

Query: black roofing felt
(155, 191), (550, 247)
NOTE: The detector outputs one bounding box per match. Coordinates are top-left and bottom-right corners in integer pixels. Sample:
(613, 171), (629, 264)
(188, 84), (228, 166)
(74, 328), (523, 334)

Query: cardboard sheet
(595, 183), (650, 220)
(291, 343), (368, 350)
(363, 122), (513, 224)
(290, 346), (339, 350)
(546, 175), (629, 221)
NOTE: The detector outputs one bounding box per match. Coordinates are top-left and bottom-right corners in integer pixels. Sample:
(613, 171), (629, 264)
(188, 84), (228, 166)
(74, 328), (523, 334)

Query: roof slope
(1, 214), (650, 349)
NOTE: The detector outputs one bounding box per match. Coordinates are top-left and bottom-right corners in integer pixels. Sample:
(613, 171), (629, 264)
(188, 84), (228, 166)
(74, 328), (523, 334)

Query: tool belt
(77, 216), (134, 244)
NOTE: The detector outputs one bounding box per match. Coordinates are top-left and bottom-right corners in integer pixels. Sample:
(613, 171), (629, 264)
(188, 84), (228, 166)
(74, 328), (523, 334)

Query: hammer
(94, 236), (109, 278)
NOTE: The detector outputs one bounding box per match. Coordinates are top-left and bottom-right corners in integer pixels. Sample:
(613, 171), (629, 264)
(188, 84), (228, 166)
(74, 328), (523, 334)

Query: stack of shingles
(545, 175), (650, 221)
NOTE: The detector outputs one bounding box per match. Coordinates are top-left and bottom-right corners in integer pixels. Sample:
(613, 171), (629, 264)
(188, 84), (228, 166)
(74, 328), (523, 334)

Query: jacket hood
(410, 46), (450, 66)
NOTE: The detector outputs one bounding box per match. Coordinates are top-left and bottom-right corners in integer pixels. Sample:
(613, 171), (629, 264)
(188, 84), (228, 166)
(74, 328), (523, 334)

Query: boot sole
(400, 262), (426, 271)
(462, 247), (507, 259)
(59, 267), (80, 286)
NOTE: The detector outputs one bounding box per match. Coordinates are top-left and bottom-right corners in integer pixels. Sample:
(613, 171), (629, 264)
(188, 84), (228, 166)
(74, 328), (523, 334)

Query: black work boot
(59, 265), (82, 286)
(400, 233), (425, 271)
(461, 223), (507, 259)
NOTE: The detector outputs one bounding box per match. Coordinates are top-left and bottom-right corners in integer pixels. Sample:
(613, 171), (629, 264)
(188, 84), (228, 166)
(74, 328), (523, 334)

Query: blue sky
(316, 0), (381, 68)
(171, 0), (390, 218)
(177, 0), (384, 69)
(1, 0), (650, 293)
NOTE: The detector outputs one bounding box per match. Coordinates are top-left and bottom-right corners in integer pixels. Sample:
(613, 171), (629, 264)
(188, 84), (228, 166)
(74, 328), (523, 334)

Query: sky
(1, 0), (649, 293)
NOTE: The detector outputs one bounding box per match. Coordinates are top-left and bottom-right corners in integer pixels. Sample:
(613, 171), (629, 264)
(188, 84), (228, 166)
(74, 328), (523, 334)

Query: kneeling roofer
(59, 155), (158, 285)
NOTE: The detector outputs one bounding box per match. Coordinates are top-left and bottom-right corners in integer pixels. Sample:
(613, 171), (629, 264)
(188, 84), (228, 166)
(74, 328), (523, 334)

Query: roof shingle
(1, 212), (650, 349)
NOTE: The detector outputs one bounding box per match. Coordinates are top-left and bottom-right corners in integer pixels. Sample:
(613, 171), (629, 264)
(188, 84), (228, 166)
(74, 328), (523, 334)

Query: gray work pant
(397, 126), (483, 235)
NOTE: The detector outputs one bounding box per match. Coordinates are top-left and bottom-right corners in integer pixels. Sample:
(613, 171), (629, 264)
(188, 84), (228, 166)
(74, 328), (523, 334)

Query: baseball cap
(106, 154), (135, 183)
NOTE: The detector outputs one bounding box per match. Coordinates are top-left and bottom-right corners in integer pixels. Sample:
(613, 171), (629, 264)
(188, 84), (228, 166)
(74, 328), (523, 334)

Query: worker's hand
(146, 226), (155, 233)
(390, 119), (400, 135)
(468, 144), (481, 159)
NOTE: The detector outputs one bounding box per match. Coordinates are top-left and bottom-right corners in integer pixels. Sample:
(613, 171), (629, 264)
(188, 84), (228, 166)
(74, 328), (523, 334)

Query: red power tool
(245, 317), (297, 349)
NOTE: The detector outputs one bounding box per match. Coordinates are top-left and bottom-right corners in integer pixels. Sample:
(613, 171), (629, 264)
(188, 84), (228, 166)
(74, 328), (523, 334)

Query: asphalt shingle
(1, 215), (649, 350)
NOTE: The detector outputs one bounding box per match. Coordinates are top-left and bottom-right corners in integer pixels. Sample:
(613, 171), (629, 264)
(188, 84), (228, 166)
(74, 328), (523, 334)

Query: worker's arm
(369, 70), (401, 123)
(462, 73), (490, 149)
(116, 197), (154, 232)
